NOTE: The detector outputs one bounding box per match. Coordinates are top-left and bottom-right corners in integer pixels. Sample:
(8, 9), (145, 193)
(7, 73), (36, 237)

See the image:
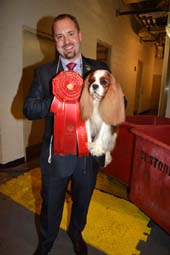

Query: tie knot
(66, 62), (76, 71)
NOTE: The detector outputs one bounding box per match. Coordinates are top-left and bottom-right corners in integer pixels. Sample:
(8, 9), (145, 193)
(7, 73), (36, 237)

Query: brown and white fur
(80, 70), (125, 167)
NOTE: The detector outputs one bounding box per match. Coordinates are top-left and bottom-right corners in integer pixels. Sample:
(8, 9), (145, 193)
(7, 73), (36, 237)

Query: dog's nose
(92, 84), (99, 90)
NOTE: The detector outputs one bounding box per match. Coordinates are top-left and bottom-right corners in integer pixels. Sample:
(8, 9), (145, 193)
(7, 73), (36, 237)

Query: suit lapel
(82, 57), (92, 76)
(57, 60), (64, 73)
(48, 59), (64, 79)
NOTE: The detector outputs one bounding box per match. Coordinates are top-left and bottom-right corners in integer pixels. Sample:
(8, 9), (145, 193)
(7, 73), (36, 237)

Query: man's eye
(56, 35), (63, 40)
(69, 31), (74, 36)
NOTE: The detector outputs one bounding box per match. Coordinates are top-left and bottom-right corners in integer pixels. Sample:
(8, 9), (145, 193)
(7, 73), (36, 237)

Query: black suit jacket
(24, 56), (109, 177)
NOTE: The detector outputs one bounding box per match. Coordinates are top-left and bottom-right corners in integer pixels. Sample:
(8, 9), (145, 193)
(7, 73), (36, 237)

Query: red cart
(104, 115), (170, 186)
(129, 126), (170, 233)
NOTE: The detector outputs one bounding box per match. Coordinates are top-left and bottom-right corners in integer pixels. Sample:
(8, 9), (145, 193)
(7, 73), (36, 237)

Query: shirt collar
(60, 55), (82, 72)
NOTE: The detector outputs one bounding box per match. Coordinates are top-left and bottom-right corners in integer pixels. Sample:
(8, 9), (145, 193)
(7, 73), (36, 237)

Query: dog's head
(88, 70), (111, 100)
(80, 69), (125, 126)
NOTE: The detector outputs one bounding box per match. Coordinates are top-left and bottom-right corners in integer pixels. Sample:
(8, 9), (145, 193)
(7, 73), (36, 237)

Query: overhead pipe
(116, 8), (168, 16)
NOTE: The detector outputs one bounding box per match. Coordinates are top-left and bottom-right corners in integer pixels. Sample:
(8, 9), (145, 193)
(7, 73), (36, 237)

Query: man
(24, 14), (109, 255)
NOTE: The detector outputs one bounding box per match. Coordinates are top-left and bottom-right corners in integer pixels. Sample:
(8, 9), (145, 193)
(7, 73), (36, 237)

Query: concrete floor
(0, 159), (170, 255)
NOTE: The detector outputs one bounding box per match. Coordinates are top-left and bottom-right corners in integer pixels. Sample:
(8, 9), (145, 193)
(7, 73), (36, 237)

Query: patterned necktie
(66, 62), (76, 71)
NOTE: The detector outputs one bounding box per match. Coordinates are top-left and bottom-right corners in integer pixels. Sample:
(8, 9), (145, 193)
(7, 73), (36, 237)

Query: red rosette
(50, 70), (88, 156)
(52, 71), (83, 103)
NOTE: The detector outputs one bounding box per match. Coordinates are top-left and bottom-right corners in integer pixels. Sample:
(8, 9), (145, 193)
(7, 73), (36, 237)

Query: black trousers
(37, 155), (99, 254)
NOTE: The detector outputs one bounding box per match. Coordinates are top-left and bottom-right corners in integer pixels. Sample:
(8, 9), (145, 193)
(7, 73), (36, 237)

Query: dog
(79, 70), (125, 166)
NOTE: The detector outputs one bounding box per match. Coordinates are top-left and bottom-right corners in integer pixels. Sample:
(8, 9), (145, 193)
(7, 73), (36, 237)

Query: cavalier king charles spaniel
(80, 70), (125, 166)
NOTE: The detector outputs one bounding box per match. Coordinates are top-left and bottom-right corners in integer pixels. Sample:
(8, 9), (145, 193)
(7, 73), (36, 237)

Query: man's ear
(79, 31), (82, 42)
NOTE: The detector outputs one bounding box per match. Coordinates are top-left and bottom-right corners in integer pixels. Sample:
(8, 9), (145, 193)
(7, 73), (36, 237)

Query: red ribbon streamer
(50, 71), (88, 156)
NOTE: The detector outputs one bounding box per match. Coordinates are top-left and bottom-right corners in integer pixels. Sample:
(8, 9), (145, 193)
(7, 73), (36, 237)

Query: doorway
(134, 60), (143, 115)
(96, 41), (111, 68)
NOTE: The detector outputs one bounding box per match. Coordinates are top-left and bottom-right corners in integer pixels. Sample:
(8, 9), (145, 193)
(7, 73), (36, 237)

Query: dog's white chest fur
(85, 99), (117, 167)
(89, 100), (102, 137)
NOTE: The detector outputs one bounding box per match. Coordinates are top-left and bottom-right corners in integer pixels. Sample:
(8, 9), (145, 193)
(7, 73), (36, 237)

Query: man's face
(53, 18), (82, 61)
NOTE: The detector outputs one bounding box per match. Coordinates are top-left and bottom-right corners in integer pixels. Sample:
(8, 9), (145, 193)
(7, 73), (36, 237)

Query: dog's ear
(99, 72), (125, 125)
(79, 72), (93, 120)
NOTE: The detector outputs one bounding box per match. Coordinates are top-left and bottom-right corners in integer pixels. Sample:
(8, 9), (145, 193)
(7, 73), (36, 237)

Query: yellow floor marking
(0, 168), (150, 255)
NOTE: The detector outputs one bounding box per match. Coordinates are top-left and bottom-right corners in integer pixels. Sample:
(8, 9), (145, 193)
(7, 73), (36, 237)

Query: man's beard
(60, 43), (79, 59)
(63, 50), (77, 59)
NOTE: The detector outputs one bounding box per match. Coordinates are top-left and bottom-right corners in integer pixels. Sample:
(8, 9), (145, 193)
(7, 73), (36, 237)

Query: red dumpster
(129, 126), (170, 233)
(104, 115), (170, 186)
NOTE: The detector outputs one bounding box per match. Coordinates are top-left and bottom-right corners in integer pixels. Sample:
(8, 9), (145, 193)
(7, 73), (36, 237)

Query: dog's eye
(89, 78), (95, 84)
(101, 79), (108, 86)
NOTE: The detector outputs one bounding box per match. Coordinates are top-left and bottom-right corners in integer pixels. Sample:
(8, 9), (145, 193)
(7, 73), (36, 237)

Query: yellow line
(0, 168), (150, 255)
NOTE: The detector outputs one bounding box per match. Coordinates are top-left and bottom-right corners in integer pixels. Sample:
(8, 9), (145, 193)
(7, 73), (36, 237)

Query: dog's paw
(104, 152), (112, 167)
(88, 142), (105, 156)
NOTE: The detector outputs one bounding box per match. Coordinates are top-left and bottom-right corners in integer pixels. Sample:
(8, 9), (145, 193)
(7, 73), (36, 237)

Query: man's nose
(63, 35), (70, 44)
